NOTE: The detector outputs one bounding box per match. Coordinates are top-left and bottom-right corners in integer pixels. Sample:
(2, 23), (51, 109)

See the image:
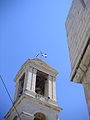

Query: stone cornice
(5, 93), (62, 119)
(20, 111), (33, 117)
(15, 58), (58, 81)
(23, 93), (62, 112)
(70, 41), (90, 83)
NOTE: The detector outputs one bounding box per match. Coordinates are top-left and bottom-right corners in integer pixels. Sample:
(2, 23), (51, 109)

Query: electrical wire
(0, 75), (21, 120)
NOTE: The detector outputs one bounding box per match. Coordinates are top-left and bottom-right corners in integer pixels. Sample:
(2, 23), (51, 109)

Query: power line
(0, 75), (21, 120)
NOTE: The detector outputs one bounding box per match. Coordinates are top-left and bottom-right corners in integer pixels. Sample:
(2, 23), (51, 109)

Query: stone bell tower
(5, 58), (61, 120)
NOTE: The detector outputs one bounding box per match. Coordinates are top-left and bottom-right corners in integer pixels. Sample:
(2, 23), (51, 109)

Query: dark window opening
(18, 73), (25, 98)
(34, 118), (40, 120)
(34, 112), (46, 120)
(35, 71), (47, 96)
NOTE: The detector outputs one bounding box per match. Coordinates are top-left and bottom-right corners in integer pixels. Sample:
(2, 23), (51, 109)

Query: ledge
(70, 41), (90, 83)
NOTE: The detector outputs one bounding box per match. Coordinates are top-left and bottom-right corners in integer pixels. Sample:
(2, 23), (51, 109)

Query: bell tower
(5, 58), (61, 120)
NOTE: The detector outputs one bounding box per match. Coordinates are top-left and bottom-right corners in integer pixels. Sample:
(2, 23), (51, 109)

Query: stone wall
(66, 0), (90, 79)
(66, 0), (90, 115)
(83, 66), (90, 115)
(5, 94), (60, 120)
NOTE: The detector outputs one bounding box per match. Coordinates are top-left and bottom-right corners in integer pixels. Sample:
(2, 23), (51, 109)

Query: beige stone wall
(66, 0), (90, 115)
(5, 94), (60, 120)
(83, 66), (90, 115)
(66, 0), (90, 76)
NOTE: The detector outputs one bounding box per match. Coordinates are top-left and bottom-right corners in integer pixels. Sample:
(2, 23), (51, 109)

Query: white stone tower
(5, 58), (61, 120)
(66, 0), (90, 116)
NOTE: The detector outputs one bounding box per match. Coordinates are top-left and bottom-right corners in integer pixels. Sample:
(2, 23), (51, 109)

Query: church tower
(5, 58), (61, 120)
(66, 0), (90, 116)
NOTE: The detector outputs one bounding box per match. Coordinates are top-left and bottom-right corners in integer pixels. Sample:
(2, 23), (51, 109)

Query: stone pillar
(44, 79), (48, 97)
(31, 68), (37, 92)
(14, 81), (19, 101)
(48, 75), (53, 99)
(24, 67), (33, 91)
(52, 77), (56, 100)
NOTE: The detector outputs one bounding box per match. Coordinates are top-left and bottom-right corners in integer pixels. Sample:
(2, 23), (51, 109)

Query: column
(24, 67), (33, 91)
(31, 68), (37, 92)
(44, 79), (48, 97)
(48, 75), (53, 99)
(14, 81), (19, 101)
(52, 76), (56, 100)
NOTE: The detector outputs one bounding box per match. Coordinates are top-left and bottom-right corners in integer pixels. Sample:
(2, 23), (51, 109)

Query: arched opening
(35, 70), (48, 96)
(34, 112), (46, 120)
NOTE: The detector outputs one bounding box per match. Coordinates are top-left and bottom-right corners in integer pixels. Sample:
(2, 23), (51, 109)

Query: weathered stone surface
(66, 0), (90, 115)
(5, 58), (61, 120)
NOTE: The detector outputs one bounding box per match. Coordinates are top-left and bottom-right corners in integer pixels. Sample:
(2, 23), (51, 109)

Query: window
(34, 112), (46, 120)
(35, 71), (48, 96)
(34, 118), (40, 120)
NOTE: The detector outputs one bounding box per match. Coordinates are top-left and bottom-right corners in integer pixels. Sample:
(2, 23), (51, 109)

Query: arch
(34, 112), (46, 120)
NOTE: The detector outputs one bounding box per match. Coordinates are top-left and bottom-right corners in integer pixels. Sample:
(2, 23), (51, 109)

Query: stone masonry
(66, 0), (90, 115)
(5, 58), (62, 120)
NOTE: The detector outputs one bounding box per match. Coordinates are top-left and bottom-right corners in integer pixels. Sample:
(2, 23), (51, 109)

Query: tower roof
(15, 58), (58, 81)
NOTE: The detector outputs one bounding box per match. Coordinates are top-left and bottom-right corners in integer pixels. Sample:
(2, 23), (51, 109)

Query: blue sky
(0, 0), (89, 120)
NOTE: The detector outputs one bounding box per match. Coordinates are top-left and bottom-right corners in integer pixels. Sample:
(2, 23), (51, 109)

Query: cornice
(15, 58), (58, 81)
(23, 93), (62, 112)
(70, 41), (90, 83)
(5, 93), (62, 119)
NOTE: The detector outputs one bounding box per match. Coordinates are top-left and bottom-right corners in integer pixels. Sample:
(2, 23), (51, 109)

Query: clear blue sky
(0, 0), (89, 120)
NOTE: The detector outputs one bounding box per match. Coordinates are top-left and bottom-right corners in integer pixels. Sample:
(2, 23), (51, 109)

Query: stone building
(5, 58), (61, 120)
(66, 0), (90, 116)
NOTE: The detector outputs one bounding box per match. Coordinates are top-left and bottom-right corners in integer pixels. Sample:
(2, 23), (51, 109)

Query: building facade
(66, 0), (90, 115)
(5, 58), (61, 120)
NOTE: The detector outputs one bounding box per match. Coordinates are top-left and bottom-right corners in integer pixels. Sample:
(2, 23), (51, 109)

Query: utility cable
(0, 75), (21, 120)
